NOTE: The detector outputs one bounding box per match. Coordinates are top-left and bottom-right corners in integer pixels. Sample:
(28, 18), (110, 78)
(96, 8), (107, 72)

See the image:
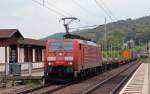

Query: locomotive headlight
(48, 62), (52, 65)
(69, 62), (73, 65)
(65, 56), (74, 61)
(48, 57), (56, 61)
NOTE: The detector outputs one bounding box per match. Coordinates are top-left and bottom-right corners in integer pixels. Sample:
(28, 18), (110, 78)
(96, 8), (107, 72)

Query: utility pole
(104, 18), (107, 58)
(122, 38), (124, 50)
(110, 44), (112, 58)
(60, 17), (80, 35)
(43, 0), (45, 6)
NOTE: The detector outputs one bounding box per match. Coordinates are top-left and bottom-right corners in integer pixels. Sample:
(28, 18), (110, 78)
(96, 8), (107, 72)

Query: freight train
(121, 50), (138, 63)
(44, 39), (138, 82)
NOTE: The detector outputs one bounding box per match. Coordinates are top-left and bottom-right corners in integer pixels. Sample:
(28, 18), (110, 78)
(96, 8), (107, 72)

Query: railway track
(17, 82), (65, 94)
(44, 61), (140, 94)
(16, 61), (140, 94)
(17, 79), (84, 94)
(17, 76), (91, 94)
(81, 61), (141, 94)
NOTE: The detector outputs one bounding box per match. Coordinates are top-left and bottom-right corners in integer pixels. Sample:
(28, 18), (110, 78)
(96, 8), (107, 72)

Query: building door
(9, 46), (17, 63)
(9, 46), (18, 75)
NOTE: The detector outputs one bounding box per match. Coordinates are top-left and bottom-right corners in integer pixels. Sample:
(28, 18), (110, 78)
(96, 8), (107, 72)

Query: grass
(103, 50), (122, 59)
(131, 45), (145, 52)
(25, 80), (42, 88)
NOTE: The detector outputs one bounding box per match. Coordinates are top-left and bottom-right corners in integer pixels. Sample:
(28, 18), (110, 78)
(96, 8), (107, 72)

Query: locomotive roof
(77, 39), (99, 47)
(47, 39), (100, 47)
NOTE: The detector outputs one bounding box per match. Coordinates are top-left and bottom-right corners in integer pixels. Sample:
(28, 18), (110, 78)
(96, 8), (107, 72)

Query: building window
(24, 47), (33, 62)
(35, 48), (42, 62)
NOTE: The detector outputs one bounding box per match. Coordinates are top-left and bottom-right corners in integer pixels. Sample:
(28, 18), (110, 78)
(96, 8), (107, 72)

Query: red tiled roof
(0, 29), (45, 47)
(22, 38), (46, 46)
(0, 29), (23, 38)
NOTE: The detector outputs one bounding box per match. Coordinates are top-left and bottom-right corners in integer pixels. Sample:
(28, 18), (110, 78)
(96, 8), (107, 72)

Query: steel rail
(17, 61), (140, 94)
(81, 62), (141, 94)
(109, 63), (141, 94)
(17, 83), (53, 94)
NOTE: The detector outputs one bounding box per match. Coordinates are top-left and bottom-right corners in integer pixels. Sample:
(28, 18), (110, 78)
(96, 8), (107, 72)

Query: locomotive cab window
(49, 42), (73, 51)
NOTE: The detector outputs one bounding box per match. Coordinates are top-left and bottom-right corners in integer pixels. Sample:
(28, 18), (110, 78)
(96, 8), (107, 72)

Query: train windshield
(48, 42), (73, 51)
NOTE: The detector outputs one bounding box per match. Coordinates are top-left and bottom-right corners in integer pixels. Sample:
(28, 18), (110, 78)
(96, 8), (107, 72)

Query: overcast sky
(0, 0), (150, 39)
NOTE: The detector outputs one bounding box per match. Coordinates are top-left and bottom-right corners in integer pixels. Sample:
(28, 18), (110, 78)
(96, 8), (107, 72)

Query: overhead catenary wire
(69, 25), (98, 30)
(94, 0), (115, 22)
(45, 0), (73, 17)
(31, 0), (104, 31)
(42, 0), (96, 26)
(98, 0), (118, 21)
(98, 0), (113, 15)
(71, 0), (102, 20)
(31, 0), (66, 17)
(94, 0), (114, 21)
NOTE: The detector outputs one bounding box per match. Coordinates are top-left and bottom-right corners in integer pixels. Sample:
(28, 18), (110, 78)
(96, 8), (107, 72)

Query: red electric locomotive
(44, 39), (102, 81)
